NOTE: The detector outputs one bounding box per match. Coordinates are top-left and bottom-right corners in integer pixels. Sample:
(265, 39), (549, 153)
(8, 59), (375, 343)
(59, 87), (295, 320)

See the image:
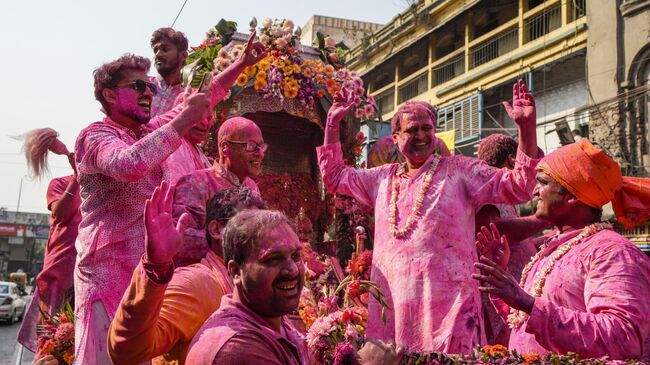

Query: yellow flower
(244, 66), (257, 77)
(482, 344), (508, 357)
(284, 87), (298, 98)
(235, 73), (249, 87)
(254, 78), (267, 90)
(285, 78), (299, 90)
(302, 67), (312, 78)
(293, 64), (300, 74)
(256, 70), (267, 81)
(259, 59), (271, 70)
(522, 353), (539, 364)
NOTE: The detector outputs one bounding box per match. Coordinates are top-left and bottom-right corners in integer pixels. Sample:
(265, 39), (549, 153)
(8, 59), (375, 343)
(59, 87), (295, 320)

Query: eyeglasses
(115, 80), (158, 95)
(226, 140), (268, 153)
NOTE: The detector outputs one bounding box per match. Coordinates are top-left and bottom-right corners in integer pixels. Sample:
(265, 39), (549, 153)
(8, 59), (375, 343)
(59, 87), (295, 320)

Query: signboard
(435, 129), (456, 152)
(0, 224), (19, 237)
(0, 223), (49, 238)
(618, 223), (650, 252)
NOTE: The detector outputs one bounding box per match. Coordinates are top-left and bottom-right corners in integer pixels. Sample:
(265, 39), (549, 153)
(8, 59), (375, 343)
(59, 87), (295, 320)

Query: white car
(0, 281), (26, 324)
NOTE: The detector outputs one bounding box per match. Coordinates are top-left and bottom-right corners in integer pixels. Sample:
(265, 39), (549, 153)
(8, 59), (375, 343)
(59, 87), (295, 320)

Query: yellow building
(347, 0), (587, 155)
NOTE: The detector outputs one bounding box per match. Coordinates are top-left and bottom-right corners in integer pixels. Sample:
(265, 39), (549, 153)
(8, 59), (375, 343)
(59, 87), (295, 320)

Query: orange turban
(538, 139), (650, 229)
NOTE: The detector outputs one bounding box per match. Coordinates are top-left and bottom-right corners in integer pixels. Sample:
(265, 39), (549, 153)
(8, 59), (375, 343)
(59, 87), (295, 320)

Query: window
(437, 94), (482, 142)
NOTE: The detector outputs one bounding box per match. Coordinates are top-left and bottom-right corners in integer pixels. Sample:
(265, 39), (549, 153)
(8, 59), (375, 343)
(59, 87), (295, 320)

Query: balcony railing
(573, 0), (586, 19)
(433, 53), (465, 86)
(525, 4), (561, 42)
(469, 26), (519, 68)
(398, 72), (428, 103)
(376, 91), (395, 115)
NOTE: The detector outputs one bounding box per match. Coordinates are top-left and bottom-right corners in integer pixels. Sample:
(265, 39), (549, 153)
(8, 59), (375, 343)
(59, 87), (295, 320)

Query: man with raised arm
(317, 80), (540, 353)
(473, 138), (650, 359)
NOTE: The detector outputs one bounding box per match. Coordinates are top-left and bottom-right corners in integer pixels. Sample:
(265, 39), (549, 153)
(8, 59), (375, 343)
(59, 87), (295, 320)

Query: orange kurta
(108, 251), (232, 365)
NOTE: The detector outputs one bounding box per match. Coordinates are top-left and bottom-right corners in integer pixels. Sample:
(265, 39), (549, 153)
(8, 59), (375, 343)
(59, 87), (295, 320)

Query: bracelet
(64, 191), (75, 197)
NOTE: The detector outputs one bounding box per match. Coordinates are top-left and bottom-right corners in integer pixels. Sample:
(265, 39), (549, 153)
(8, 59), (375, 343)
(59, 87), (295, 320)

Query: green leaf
(316, 31), (326, 49)
(216, 19), (237, 45)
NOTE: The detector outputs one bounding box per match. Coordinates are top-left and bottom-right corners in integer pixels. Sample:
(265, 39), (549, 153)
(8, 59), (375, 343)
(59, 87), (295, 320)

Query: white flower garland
(507, 222), (612, 328)
(388, 154), (441, 239)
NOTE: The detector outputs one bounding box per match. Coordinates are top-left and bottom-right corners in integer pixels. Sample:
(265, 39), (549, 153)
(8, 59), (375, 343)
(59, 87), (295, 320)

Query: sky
(0, 0), (405, 214)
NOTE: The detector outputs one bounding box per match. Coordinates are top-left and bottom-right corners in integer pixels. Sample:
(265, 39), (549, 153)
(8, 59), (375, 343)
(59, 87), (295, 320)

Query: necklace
(388, 154), (441, 239)
(507, 222), (612, 328)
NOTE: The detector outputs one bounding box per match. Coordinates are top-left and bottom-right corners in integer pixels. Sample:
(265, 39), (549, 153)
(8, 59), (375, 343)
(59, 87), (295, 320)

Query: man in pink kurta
(318, 81), (540, 353)
(148, 27), (213, 184)
(475, 139), (650, 359)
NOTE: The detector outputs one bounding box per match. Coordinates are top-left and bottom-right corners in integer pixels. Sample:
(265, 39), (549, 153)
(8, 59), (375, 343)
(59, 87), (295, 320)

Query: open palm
(502, 79), (536, 129)
(144, 181), (191, 264)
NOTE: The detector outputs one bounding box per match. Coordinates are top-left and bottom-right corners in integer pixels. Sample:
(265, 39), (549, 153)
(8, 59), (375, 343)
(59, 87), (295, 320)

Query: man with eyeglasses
(171, 116), (267, 267)
(72, 34), (266, 364)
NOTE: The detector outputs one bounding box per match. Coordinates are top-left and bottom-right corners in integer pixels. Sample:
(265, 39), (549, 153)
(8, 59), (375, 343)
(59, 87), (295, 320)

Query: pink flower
(262, 18), (273, 28)
(333, 342), (359, 365)
(283, 19), (295, 30)
(218, 48), (229, 59)
(354, 108), (365, 119)
(259, 34), (270, 45)
(325, 36), (336, 48)
(54, 322), (74, 344)
(274, 37), (288, 49)
(364, 104), (376, 118)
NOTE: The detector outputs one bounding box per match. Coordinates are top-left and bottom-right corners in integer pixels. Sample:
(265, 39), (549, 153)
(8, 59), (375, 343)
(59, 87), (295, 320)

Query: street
(0, 296), (34, 365)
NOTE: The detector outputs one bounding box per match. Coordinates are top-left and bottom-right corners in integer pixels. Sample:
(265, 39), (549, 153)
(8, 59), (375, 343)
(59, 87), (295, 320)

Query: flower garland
(388, 154), (441, 239)
(507, 222), (612, 328)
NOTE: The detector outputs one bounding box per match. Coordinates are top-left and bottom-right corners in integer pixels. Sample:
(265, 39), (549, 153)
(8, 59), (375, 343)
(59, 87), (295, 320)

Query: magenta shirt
(150, 75), (184, 117)
(186, 295), (309, 365)
(317, 142), (539, 353)
(500, 229), (650, 359)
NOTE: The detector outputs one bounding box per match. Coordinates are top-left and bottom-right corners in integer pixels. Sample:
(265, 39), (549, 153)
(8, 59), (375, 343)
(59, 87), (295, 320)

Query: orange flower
(522, 353), (539, 364)
(235, 73), (248, 87)
(302, 67), (313, 78)
(63, 350), (75, 365)
(482, 344), (508, 357)
(254, 78), (267, 90)
(316, 89), (325, 98)
(39, 339), (55, 355)
(256, 70), (267, 81)
(259, 59), (271, 70)
(324, 64), (335, 77)
(293, 64), (300, 74)
(243, 66), (256, 78)
(285, 78), (299, 91)
(284, 86), (298, 99)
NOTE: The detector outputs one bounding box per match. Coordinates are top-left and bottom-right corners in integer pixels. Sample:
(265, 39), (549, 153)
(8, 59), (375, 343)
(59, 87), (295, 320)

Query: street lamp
(15, 174), (28, 215)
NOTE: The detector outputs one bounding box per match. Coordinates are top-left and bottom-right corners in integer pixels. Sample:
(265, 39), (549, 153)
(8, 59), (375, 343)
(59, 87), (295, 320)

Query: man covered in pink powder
(73, 36), (264, 363)
(149, 27), (210, 184)
(474, 138), (650, 359)
(317, 80), (540, 353)
(171, 116), (266, 266)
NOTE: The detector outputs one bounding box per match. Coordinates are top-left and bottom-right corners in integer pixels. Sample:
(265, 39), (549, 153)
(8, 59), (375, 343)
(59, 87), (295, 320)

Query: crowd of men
(16, 26), (650, 365)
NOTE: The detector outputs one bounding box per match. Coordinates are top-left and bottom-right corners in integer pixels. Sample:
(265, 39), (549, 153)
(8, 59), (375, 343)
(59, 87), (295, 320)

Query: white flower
(272, 27), (284, 37)
(283, 19), (295, 30)
(259, 34), (270, 45)
(262, 18), (273, 28)
(274, 37), (288, 49)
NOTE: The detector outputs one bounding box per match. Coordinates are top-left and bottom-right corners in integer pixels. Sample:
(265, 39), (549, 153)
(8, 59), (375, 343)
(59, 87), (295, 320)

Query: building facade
(0, 210), (49, 281)
(586, 0), (650, 176)
(346, 0), (589, 155)
(301, 15), (383, 49)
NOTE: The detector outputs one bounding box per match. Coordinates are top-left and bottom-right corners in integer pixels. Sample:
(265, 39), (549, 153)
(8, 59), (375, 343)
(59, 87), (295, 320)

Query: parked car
(0, 281), (26, 324)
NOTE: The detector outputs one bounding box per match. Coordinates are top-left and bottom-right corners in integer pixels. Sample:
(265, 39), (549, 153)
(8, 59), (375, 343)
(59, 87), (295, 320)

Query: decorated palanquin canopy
(182, 18), (377, 129)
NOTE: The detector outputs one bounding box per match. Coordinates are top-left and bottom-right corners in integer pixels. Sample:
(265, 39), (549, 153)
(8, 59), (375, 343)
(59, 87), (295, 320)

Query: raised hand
(143, 181), (192, 264)
(472, 256), (534, 314)
(33, 354), (59, 365)
(502, 79), (536, 129)
(239, 30), (267, 67)
(475, 223), (510, 270)
(182, 77), (212, 123)
(358, 339), (404, 365)
(327, 88), (355, 127)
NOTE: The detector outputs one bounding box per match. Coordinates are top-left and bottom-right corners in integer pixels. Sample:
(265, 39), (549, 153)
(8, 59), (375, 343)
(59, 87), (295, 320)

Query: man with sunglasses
(171, 116), (267, 267)
(72, 33), (266, 364)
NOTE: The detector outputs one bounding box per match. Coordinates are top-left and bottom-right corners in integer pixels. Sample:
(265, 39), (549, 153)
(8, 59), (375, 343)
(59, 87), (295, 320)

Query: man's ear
(227, 260), (241, 283)
(179, 50), (188, 64)
(208, 219), (222, 242)
(103, 88), (117, 108)
(507, 154), (516, 169)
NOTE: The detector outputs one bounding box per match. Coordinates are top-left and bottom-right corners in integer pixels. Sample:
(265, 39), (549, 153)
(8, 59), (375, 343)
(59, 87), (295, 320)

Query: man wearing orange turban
(473, 139), (650, 359)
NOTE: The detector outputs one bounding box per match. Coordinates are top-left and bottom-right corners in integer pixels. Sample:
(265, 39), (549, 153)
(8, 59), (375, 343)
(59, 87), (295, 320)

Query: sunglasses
(115, 80), (158, 95)
(226, 140), (268, 153)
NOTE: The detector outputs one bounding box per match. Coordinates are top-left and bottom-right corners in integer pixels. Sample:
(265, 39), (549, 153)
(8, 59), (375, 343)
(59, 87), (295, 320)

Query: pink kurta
(18, 176), (81, 351)
(317, 143), (539, 353)
(73, 118), (182, 364)
(171, 166), (260, 266)
(499, 228), (650, 359)
(186, 295), (309, 365)
(150, 75), (184, 117)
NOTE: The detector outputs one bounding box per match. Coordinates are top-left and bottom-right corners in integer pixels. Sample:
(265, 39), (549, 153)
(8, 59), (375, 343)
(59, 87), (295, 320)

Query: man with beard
(150, 27), (187, 117)
(73, 37), (264, 363)
(474, 138), (650, 359)
(108, 184), (265, 364)
(171, 116), (266, 266)
(185, 209), (404, 364)
(317, 81), (540, 354)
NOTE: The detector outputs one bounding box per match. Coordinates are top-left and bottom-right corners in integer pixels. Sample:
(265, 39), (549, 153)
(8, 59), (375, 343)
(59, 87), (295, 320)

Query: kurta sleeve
(317, 142), (390, 208)
(77, 123), (181, 182)
(212, 332), (285, 365)
(462, 148), (540, 209)
(524, 243), (650, 359)
(172, 174), (210, 229)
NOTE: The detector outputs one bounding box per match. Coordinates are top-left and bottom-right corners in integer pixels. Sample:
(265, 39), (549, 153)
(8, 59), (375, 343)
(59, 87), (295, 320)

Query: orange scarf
(538, 139), (650, 229)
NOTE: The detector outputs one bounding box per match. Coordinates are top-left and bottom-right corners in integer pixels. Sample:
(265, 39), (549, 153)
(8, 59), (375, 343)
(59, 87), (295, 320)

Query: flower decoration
(36, 302), (75, 364)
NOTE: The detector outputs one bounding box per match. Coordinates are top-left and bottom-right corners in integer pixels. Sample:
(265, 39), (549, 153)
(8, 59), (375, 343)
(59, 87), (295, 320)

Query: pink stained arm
(76, 122), (182, 182)
(524, 243), (650, 359)
(464, 149), (540, 209)
(491, 215), (552, 244)
(317, 142), (391, 208)
(47, 176), (80, 224)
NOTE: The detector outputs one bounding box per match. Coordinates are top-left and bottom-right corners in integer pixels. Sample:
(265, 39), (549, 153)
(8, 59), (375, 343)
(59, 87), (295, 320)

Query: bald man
(171, 117), (267, 266)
